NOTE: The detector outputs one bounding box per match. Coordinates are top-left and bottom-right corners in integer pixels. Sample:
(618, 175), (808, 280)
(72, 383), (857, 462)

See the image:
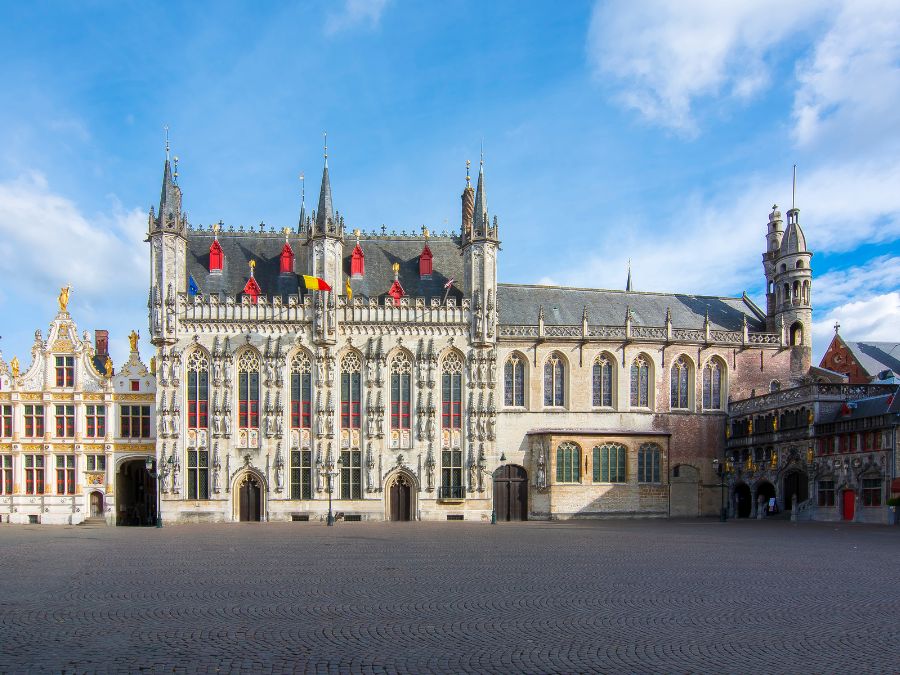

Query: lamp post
(320, 455), (344, 526)
(144, 455), (169, 528)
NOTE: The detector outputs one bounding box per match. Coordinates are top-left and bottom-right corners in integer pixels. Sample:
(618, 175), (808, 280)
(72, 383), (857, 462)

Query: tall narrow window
(556, 442), (581, 483)
(120, 405), (151, 438)
(702, 360), (723, 410)
(637, 443), (661, 483)
(630, 356), (650, 407)
(187, 350), (209, 429)
(85, 405), (106, 438)
(441, 353), (463, 499)
(670, 356), (690, 410)
(55, 405), (75, 437)
(0, 405), (11, 437)
(25, 455), (44, 495)
(817, 480), (835, 507)
(340, 449), (362, 499)
(390, 353), (412, 431)
(24, 405), (44, 437)
(290, 352), (312, 429)
(594, 444), (626, 483)
(290, 449), (312, 499)
(56, 455), (76, 495)
(341, 353), (362, 429)
(238, 351), (260, 429)
(862, 478), (882, 507)
(543, 353), (565, 407)
(592, 355), (613, 407)
(0, 455), (12, 495)
(187, 449), (209, 499)
(55, 356), (74, 387)
(86, 455), (106, 472)
(504, 354), (525, 407)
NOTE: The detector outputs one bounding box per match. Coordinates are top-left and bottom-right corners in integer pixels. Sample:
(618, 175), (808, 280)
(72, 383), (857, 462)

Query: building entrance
(389, 474), (413, 521)
(782, 471), (808, 510)
(89, 491), (104, 518)
(842, 489), (855, 521)
(734, 483), (752, 518)
(238, 474), (262, 522)
(116, 459), (156, 526)
(493, 464), (528, 521)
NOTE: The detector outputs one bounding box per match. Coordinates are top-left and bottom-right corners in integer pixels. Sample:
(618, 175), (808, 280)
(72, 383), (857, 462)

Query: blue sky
(0, 0), (898, 369)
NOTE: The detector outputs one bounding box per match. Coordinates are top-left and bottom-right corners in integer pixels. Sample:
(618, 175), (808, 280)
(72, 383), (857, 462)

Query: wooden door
(390, 476), (411, 521)
(90, 492), (103, 518)
(239, 475), (261, 522)
(493, 465), (528, 522)
(842, 489), (855, 521)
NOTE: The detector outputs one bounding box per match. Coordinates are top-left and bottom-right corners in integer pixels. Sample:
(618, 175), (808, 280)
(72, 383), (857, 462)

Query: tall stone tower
(306, 140), (342, 347)
(148, 139), (187, 347)
(461, 156), (500, 346)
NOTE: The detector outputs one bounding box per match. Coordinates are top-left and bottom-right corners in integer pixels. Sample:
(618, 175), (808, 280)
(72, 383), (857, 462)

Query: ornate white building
(149, 144), (812, 523)
(0, 292), (155, 525)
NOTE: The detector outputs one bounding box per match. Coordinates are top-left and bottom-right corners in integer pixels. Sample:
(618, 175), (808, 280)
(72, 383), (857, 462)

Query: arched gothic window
(670, 356), (690, 410)
(630, 356), (650, 408)
(544, 352), (565, 407)
(702, 359), (724, 410)
(790, 322), (804, 346)
(504, 354), (525, 407)
(186, 350), (209, 429)
(290, 352), (312, 429)
(594, 443), (626, 483)
(441, 353), (463, 429)
(592, 354), (613, 407)
(390, 352), (412, 430)
(637, 443), (661, 483)
(238, 351), (260, 429)
(341, 352), (362, 429)
(556, 442), (581, 483)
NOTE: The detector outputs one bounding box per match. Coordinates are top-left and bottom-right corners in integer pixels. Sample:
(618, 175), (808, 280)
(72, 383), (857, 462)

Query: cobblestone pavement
(1, 520), (899, 674)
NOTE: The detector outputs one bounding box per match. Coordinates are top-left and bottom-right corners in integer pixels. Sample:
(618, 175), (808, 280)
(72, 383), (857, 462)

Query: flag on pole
(444, 278), (455, 289)
(302, 275), (332, 291)
(188, 275), (200, 296)
(345, 276), (353, 301)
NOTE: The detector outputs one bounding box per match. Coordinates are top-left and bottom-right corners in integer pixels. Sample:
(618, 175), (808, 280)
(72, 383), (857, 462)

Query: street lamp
(145, 454), (173, 528)
(712, 458), (730, 522)
(320, 455), (344, 526)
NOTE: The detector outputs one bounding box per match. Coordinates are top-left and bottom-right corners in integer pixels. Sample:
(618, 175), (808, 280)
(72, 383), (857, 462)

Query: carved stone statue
(223, 414), (231, 436)
(212, 411), (222, 436)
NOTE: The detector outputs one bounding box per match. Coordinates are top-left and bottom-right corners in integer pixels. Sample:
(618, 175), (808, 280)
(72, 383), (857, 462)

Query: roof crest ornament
(164, 124), (170, 161)
(249, 259), (256, 277)
(324, 131), (328, 168)
(792, 164), (797, 210)
(466, 159), (471, 187)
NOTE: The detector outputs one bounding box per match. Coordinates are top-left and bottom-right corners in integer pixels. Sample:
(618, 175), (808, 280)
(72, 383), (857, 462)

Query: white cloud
(0, 171), (149, 365)
(792, 0), (900, 150)
(325, 0), (390, 36)
(587, 0), (823, 134)
(813, 255), (900, 308)
(812, 292), (900, 361)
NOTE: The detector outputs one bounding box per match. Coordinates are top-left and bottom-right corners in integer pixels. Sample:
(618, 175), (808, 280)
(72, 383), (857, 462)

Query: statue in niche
(223, 414), (231, 437)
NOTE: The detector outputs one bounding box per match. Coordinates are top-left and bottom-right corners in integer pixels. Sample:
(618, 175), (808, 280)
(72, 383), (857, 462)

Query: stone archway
(782, 470), (808, 510)
(734, 483), (752, 518)
(115, 458), (156, 527)
(385, 470), (417, 521)
(756, 480), (776, 515)
(232, 469), (266, 522)
(89, 491), (104, 519)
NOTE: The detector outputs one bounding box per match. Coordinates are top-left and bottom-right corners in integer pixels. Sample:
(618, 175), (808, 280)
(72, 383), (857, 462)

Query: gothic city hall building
(148, 145), (812, 523)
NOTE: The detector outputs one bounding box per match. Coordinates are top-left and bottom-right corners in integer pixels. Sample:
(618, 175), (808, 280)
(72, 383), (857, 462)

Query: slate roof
(497, 284), (767, 331)
(827, 390), (900, 422)
(844, 341), (900, 378)
(185, 230), (466, 302)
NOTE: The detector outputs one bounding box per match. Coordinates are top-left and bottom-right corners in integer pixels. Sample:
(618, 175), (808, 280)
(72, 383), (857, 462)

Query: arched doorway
(493, 464), (528, 521)
(237, 473), (263, 522)
(782, 471), (808, 509)
(89, 491), (104, 518)
(388, 473), (414, 521)
(757, 480), (776, 514)
(116, 459), (156, 526)
(734, 483), (752, 518)
(842, 489), (855, 521)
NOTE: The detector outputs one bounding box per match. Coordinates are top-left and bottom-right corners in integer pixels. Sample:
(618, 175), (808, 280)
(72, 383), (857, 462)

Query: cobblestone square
(1, 520), (899, 673)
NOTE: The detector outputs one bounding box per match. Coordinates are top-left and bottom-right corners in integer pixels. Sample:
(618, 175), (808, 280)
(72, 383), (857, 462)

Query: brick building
(819, 328), (900, 384)
(0, 292), (155, 524)
(147, 141), (811, 523)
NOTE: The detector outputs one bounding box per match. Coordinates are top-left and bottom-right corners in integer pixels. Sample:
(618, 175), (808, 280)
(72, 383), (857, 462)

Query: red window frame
(85, 405), (106, 438)
(25, 455), (44, 495)
(24, 405), (44, 437)
(1, 405), (12, 437)
(239, 371), (259, 428)
(209, 239), (224, 271)
(55, 405), (75, 437)
(56, 454), (75, 495)
(55, 356), (74, 387)
(188, 369), (209, 429)
(442, 371), (461, 429)
(0, 455), (12, 495)
(291, 371), (311, 429)
(341, 371), (361, 429)
(391, 372), (411, 430)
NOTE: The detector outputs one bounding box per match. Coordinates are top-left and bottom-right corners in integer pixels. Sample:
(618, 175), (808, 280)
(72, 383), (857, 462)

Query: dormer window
(280, 242), (294, 274)
(243, 260), (261, 304)
(351, 243), (365, 278)
(209, 239), (224, 272)
(419, 243), (433, 278)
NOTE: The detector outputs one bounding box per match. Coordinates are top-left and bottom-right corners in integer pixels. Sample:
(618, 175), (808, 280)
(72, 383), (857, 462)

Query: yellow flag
(345, 276), (352, 301)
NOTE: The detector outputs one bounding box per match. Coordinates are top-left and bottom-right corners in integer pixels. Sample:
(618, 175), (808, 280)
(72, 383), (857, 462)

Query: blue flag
(188, 275), (200, 296)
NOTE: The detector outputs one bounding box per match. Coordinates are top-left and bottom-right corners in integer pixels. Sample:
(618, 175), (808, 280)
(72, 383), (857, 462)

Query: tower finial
(792, 164), (797, 209)
(626, 258), (632, 292)
(324, 131), (328, 168)
(300, 173), (305, 202)
(164, 124), (170, 161)
(466, 159), (471, 187)
(173, 155), (179, 184)
(480, 138), (484, 167)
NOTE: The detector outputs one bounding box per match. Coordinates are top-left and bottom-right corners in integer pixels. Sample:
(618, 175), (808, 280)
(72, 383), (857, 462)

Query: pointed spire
(316, 132), (334, 231)
(297, 173), (306, 233)
(626, 259), (632, 291)
(473, 148), (487, 234)
(158, 125), (182, 232)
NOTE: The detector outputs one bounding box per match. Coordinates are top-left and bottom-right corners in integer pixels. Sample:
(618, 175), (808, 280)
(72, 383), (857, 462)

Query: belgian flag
(302, 275), (332, 291)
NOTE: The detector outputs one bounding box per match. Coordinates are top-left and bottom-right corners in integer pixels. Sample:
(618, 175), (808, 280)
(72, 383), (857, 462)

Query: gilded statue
(58, 285), (71, 312)
(104, 356), (113, 377)
(128, 330), (140, 352)
(10, 356), (20, 378)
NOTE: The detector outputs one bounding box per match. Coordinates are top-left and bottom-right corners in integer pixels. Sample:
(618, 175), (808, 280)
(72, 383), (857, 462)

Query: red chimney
(95, 330), (109, 356)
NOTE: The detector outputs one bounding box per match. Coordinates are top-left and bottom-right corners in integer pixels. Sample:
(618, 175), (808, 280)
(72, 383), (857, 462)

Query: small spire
(316, 135), (334, 231)
(792, 164), (797, 209)
(626, 258), (632, 292)
(466, 159), (471, 187)
(164, 124), (170, 161)
(298, 173), (306, 233)
(324, 131), (328, 168)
